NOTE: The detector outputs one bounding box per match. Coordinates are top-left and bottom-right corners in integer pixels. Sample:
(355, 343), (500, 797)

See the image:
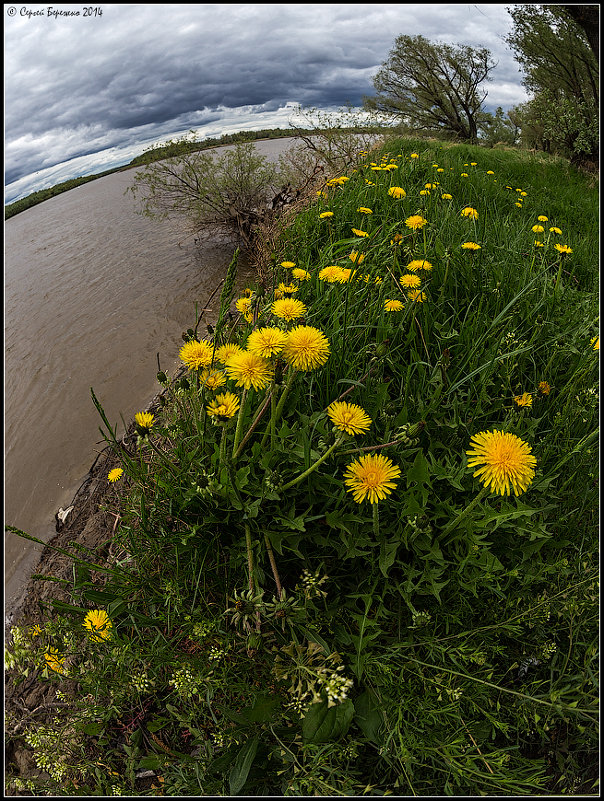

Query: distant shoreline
(4, 127), (312, 219)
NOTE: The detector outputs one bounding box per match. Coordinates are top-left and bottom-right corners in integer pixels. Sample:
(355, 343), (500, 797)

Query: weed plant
(6, 137), (599, 796)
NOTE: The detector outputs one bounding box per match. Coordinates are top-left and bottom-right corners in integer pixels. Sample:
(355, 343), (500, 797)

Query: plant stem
(280, 435), (345, 492)
(233, 389), (274, 460)
(244, 522), (255, 594)
(264, 533), (282, 598)
(441, 485), (490, 539)
(219, 425), (227, 469)
(232, 389), (248, 458)
(261, 368), (296, 447)
(270, 379), (277, 448)
(372, 502), (380, 538)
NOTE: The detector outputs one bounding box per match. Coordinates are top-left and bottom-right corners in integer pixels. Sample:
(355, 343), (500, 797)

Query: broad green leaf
(354, 691), (384, 744)
(302, 698), (354, 743)
(229, 735), (259, 795)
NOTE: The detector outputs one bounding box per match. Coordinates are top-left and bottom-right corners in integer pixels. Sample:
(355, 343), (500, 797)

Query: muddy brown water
(4, 137), (297, 619)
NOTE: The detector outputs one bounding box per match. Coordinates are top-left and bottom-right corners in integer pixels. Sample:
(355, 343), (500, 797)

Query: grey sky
(4, 3), (529, 202)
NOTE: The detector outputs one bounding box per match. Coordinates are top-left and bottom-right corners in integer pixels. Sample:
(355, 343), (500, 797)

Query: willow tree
(127, 140), (284, 245)
(365, 35), (495, 143)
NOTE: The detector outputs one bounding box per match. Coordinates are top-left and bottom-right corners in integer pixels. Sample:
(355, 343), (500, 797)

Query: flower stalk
(280, 435), (345, 492)
(441, 485), (490, 539)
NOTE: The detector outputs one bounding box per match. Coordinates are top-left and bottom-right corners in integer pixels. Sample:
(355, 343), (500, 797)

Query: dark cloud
(5, 4), (528, 200)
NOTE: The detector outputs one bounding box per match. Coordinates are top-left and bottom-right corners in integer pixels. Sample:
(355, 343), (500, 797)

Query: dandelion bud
(375, 339), (391, 358)
(156, 371), (168, 385)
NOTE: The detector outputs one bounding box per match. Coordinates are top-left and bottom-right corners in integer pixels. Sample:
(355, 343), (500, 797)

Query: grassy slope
(5, 136), (599, 796)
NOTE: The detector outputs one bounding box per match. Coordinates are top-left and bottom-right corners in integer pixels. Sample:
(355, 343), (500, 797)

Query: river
(4, 137), (298, 617)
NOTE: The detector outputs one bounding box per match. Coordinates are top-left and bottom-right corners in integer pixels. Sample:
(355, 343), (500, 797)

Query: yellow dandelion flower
(400, 273), (422, 289)
(549, 227), (562, 235)
(461, 207), (478, 220)
(534, 241), (544, 247)
(590, 336), (599, 350)
(349, 251), (365, 265)
(327, 401), (372, 436)
(441, 193), (453, 200)
(179, 339), (215, 371)
(388, 186), (406, 199)
(235, 296), (253, 314)
(410, 153), (419, 159)
(108, 468), (123, 483)
(83, 609), (113, 642)
(384, 299), (405, 312)
(206, 391), (240, 420)
(199, 368), (227, 390)
(486, 170), (495, 175)
(45, 648), (65, 674)
(407, 289), (427, 303)
(460, 172), (469, 177)
(419, 189), (430, 196)
(280, 261), (296, 269)
(554, 243), (572, 255)
(462, 241), (481, 251)
(538, 381), (551, 395)
(224, 350), (273, 391)
(134, 411), (154, 433)
(343, 453), (401, 504)
(246, 326), (288, 358)
(532, 224), (545, 233)
(292, 268), (311, 281)
(215, 343), (243, 365)
(405, 214), (427, 231)
(357, 207), (373, 214)
(271, 297), (307, 321)
(319, 211), (334, 219)
(537, 215), (548, 222)
(514, 392), (533, 408)
(277, 282), (298, 295)
(352, 228), (369, 237)
(282, 326), (330, 371)
(319, 265), (347, 283)
(406, 259), (433, 272)
(466, 429), (536, 496)
(515, 202), (523, 208)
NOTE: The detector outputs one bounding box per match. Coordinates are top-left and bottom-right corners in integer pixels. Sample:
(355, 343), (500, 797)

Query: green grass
(6, 137), (599, 796)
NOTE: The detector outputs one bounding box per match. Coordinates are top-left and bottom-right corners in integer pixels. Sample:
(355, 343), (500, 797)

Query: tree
(560, 4), (599, 63)
(127, 140), (284, 245)
(505, 5), (598, 165)
(478, 106), (520, 148)
(278, 104), (388, 188)
(364, 35), (496, 143)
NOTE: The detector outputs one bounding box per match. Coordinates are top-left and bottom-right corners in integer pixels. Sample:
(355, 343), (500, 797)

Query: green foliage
(6, 138), (598, 796)
(127, 140), (283, 244)
(505, 5), (599, 164)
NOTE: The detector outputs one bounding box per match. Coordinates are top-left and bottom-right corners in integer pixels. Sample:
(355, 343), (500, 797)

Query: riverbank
(5, 362), (191, 792)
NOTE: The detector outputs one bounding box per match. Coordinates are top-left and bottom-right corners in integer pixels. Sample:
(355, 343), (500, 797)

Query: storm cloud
(5, 4), (529, 201)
